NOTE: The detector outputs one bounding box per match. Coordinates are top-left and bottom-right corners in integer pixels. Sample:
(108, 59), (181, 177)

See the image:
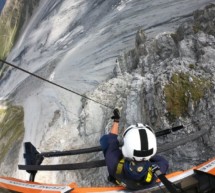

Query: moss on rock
(0, 105), (24, 163)
(164, 72), (211, 120)
(0, 0), (40, 83)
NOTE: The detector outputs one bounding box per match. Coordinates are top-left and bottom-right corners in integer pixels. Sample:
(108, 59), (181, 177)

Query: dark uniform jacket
(100, 133), (169, 190)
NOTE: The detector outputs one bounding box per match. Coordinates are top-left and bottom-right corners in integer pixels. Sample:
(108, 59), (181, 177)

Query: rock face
(0, 105), (24, 177)
(1, 3), (215, 188)
(73, 4), (215, 185)
(0, 0), (40, 60)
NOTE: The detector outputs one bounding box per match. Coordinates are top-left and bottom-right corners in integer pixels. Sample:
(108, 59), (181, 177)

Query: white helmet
(122, 123), (157, 161)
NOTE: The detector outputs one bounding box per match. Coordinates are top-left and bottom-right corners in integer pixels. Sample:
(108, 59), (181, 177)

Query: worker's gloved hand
(111, 108), (120, 122)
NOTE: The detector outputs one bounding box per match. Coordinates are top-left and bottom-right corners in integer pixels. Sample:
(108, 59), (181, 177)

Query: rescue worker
(100, 108), (169, 190)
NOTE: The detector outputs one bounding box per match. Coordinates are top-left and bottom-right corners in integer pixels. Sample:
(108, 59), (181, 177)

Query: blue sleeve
(150, 154), (169, 174)
(100, 134), (122, 176)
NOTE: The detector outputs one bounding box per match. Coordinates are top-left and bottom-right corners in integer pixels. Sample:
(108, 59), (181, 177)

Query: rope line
(0, 59), (114, 109)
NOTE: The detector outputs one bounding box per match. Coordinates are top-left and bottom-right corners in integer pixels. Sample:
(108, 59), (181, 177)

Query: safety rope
(0, 59), (114, 109)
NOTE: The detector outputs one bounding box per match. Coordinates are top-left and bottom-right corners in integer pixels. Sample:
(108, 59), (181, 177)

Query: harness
(114, 158), (154, 190)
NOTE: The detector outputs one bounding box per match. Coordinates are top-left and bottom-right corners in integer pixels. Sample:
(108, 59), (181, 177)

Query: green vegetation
(189, 64), (195, 69)
(0, 105), (24, 162)
(0, 64), (8, 79)
(0, 0), (39, 72)
(164, 72), (211, 120)
(0, 1), (23, 60)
